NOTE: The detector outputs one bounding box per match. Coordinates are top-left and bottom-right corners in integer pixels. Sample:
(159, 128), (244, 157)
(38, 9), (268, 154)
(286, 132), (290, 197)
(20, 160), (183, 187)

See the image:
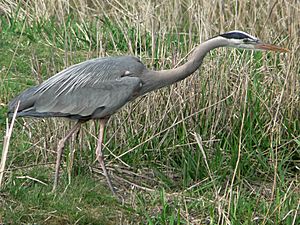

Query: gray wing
(35, 56), (145, 96)
(9, 56), (145, 119)
(32, 76), (142, 119)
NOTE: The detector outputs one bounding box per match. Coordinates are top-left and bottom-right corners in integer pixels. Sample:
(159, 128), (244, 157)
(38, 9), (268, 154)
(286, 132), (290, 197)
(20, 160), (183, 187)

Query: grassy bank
(0, 0), (299, 224)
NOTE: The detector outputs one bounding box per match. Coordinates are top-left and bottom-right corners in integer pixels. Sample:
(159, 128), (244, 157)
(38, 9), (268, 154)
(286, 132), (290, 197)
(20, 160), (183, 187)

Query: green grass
(3, 171), (122, 224)
(0, 0), (299, 224)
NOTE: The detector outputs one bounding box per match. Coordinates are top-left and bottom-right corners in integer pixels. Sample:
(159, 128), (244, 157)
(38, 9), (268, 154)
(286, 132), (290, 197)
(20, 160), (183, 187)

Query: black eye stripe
(220, 32), (253, 40)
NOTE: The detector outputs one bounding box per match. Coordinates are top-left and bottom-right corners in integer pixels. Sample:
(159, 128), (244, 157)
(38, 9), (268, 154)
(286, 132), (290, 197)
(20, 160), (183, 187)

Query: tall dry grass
(1, 0), (299, 195)
(0, 0), (299, 223)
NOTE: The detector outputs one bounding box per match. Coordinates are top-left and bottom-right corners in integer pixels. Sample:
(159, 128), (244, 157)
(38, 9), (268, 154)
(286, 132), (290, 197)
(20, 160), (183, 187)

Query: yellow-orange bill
(256, 43), (290, 53)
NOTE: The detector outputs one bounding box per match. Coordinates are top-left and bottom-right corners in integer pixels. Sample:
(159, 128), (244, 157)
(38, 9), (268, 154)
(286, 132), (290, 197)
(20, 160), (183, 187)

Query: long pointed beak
(255, 42), (290, 53)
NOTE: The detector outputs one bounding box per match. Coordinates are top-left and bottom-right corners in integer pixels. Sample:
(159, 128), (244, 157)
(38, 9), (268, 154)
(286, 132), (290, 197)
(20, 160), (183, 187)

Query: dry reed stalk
(0, 101), (19, 188)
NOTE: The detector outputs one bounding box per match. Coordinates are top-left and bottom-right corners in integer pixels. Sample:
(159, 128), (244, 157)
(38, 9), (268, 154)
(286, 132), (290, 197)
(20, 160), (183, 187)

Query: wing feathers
(9, 56), (146, 120)
(34, 77), (142, 118)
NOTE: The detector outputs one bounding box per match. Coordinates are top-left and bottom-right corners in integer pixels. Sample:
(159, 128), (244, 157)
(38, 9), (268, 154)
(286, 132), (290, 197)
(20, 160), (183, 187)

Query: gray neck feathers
(139, 36), (228, 95)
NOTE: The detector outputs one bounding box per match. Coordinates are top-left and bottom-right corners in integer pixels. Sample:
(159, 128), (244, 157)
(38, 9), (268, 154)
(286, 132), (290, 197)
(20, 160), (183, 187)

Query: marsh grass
(0, 0), (299, 224)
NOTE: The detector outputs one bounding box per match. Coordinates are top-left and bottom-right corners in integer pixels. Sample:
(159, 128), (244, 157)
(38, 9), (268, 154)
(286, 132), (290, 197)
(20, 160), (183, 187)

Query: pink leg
(52, 121), (82, 192)
(96, 119), (116, 195)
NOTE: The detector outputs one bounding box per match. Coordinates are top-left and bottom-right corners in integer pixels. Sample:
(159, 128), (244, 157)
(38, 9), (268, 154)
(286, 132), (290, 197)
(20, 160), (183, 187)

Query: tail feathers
(8, 85), (88, 121)
(8, 86), (39, 117)
(8, 109), (88, 120)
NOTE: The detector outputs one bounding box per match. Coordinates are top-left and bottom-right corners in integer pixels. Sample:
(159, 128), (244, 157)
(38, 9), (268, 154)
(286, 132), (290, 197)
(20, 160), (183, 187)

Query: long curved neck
(139, 36), (228, 95)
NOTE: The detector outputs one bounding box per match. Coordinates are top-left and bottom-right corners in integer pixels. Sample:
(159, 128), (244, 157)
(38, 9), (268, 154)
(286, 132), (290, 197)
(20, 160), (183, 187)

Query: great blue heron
(8, 30), (288, 196)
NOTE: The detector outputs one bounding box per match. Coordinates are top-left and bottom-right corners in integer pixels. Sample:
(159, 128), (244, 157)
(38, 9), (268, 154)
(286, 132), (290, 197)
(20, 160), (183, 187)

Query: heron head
(219, 30), (289, 52)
